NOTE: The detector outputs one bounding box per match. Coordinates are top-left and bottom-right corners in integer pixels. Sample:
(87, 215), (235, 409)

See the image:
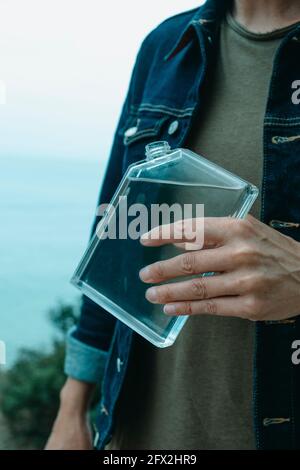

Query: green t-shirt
(107, 14), (299, 450)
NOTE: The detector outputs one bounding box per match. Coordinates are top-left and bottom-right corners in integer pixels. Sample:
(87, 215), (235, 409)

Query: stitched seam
(265, 121), (300, 127)
(124, 129), (160, 145)
(131, 103), (194, 112)
(131, 104), (194, 117)
(266, 116), (300, 121)
(141, 104), (194, 112)
(122, 114), (169, 143)
(138, 108), (193, 118)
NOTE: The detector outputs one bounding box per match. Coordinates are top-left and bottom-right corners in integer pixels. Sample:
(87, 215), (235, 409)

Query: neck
(233, 0), (300, 33)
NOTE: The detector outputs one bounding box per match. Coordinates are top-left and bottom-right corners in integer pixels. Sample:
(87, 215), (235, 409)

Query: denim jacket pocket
(120, 112), (171, 171)
(122, 114), (169, 146)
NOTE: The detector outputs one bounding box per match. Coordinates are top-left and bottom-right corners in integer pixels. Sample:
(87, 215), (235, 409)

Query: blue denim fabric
(64, 327), (108, 384)
(66, 0), (300, 449)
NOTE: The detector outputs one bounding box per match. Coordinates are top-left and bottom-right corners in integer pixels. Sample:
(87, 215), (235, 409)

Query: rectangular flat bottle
(71, 141), (258, 347)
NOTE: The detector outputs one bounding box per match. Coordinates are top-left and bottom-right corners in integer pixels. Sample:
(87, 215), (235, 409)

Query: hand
(45, 378), (95, 450)
(139, 216), (300, 321)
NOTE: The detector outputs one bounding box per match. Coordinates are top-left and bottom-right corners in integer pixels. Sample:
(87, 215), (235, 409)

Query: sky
(0, 0), (204, 163)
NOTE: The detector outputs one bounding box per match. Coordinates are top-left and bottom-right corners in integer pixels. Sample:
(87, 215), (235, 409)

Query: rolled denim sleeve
(64, 326), (108, 383)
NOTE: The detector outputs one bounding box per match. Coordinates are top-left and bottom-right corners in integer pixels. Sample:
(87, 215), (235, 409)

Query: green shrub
(0, 302), (79, 449)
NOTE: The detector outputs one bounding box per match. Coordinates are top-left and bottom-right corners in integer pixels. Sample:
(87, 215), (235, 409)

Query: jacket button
(168, 120), (179, 135)
(117, 357), (124, 373)
(124, 126), (138, 138)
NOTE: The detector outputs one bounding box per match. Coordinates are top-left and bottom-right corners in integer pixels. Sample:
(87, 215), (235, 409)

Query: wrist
(59, 377), (96, 416)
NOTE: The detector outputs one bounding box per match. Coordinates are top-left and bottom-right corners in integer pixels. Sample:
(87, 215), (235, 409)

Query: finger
(163, 296), (244, 317)
(140, 217), (234, 248)
(145, 273), (239, 304)
(139, 246), (231, 283)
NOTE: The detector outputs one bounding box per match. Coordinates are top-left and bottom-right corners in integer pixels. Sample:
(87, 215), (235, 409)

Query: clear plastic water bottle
(71, 141), (258, 347)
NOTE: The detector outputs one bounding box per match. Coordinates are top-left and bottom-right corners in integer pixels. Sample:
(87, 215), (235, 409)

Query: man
(46, 0), (300, 450)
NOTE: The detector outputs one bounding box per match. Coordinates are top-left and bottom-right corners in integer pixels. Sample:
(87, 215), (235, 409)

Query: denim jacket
(65, 0), (300, 449)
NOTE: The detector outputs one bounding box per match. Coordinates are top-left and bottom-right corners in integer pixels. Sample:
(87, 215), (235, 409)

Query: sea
(0, 155), (104, 367)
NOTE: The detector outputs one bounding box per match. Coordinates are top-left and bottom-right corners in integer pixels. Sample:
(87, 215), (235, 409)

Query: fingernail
(146, 287), (157, 302)
(164, 304), (177, 315)
(140, 233), (151, 245)
(139, 266), (151, 281)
